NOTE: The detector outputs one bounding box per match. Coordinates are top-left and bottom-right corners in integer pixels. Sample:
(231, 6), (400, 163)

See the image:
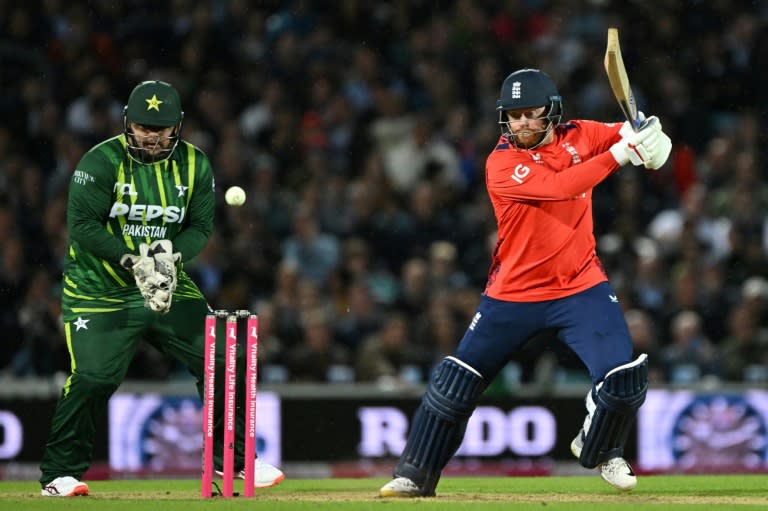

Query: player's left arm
(487, 149), (620, 201)
(171, 151), (215, 262)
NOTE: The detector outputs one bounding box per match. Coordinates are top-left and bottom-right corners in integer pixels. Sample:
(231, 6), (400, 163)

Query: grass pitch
(1, 475), (766, 510)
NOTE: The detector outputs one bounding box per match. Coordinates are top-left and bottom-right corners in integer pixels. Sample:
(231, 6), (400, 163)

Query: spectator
(660, 310), (720, 383)
(271, 261), (303, 345)
(281, 205), (340, 286)
(355, 312), (425, 385)
(284, 307), (351, 382)
(64, 74), (122, 142)
(719, 303), (768, 382)
(395, 257), (431, 317)
(414, 290), (462, 366)
(741, 276), (768, 328)
(427, 240), (469, 291)
(647, 183), (730, 263)
(624, 308), (663, 383)
(337, 237), (399, 306)
(630, 238), (668, 315)
(335, 279), (384, 351)
(9, 269), (64, 376)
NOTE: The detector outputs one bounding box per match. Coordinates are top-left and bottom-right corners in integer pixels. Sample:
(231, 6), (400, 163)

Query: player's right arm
(67, 150), (127, 263)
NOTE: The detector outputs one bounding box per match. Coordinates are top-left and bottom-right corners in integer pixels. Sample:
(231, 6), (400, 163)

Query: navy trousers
(455, 282), (633, 384)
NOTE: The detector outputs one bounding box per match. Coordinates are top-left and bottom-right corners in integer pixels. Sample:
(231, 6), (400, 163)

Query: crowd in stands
(1, 0), (767, 390)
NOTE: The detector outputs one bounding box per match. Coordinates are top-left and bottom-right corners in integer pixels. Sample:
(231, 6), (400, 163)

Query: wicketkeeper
(39, 80), (284, 497)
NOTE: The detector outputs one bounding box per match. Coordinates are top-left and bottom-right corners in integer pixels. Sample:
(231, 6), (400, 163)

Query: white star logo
(175, 184), (188, 197)
(74, 317), (90, 331)
(609, 295), (619, 303)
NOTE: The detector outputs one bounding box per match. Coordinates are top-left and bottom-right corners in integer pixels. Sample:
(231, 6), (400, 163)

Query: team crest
(145, 94), (163, 111)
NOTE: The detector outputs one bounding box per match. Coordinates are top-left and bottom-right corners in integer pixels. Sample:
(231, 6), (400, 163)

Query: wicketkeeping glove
(145, 240), (182, 313)
(120, 243), (166, 293)
(120, 240), (181, 314)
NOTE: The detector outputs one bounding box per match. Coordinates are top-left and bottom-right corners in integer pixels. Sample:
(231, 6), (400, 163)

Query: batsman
(39, 80), (284, 497)
(380, 68), (672, 498)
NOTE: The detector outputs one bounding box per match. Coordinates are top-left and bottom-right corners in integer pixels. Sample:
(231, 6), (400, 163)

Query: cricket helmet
(123, 80), (184, 164)
(496, 68), (562, 148)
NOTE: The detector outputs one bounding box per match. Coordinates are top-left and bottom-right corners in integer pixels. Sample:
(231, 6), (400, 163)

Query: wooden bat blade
(604, 28), (641, 130)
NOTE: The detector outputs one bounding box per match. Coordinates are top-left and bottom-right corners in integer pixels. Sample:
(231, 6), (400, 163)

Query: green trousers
(39, 300), (248, 485)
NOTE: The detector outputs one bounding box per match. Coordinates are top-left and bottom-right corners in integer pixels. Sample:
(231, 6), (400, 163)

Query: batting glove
(609, 116), (662, 166)
(641, 129), (672, 170)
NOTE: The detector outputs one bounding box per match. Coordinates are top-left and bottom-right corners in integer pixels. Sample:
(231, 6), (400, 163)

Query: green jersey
(63, 134), (214, 320)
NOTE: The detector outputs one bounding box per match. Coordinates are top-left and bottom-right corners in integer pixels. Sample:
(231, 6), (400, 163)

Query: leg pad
(394, 357), (485, 496)
(579, 354), (648, 468)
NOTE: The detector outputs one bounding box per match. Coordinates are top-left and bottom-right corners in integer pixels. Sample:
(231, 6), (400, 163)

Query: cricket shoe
(599, 457), (637, 491)
(379, 477), (421, 497)
(216, 459), (285, 488)
(571, 431), (637, 491)
(41, 476), (89, 497)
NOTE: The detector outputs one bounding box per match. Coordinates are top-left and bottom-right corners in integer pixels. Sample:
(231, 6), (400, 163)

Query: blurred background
(0, 0), (767, 479)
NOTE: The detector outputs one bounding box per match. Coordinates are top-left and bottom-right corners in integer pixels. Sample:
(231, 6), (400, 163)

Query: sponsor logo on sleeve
(510, 163), (531, 184)
(73, 170), (95, 186)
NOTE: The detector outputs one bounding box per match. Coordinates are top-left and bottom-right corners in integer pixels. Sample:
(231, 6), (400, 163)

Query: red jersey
(484, 119), (623, 301)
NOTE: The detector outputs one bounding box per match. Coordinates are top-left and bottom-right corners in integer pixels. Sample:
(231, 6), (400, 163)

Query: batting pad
(579, 354), (648, 468)
(394, 357), (485, 496)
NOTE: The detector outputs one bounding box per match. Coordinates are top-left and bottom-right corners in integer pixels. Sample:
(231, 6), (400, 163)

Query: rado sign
(358, 405), (557, 457)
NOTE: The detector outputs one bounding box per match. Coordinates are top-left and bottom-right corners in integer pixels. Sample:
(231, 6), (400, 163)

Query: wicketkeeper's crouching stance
(38, 80), (284, 497)
(380, 66), (669, 498)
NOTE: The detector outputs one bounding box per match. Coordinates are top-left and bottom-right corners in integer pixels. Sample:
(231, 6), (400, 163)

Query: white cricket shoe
(379, 476), (421, 497)
(252, 459), (285, 488)
(599, 457), (637, 491)
(570, 430), (637, 491)
(41, 476), (89, 497)
(216, 459), (285, 488)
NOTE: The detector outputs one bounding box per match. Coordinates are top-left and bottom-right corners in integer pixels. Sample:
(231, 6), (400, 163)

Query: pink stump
(201, 314), (217, 498)
(243, 315), (259, 496)
(222, 314), (238, 497)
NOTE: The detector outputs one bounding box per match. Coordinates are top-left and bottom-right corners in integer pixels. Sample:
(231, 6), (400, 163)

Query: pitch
(0, 475), (765, 510)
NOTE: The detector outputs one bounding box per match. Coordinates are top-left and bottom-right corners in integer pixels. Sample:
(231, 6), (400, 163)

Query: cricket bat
(604, 27), (642, 131)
